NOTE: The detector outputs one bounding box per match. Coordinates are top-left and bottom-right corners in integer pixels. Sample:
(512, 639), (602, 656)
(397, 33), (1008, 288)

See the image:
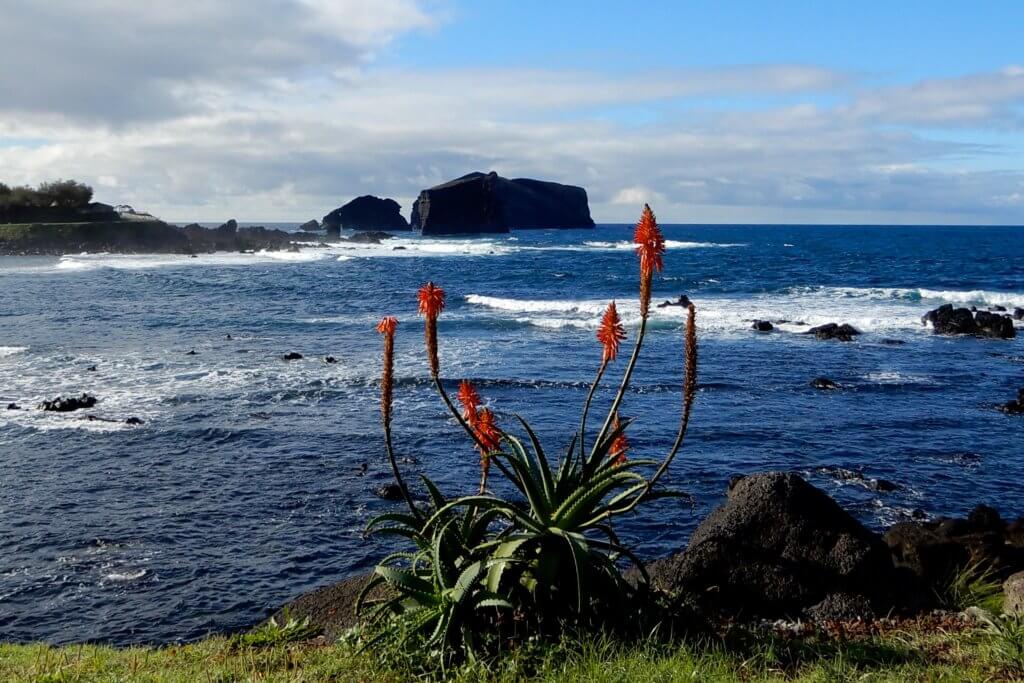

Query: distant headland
(0, 172), (595, 255)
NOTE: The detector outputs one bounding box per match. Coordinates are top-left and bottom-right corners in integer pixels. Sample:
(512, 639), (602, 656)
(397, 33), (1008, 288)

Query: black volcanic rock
(495, 176), (594, 229)
(322, 196), (409, 237)
(411, 172), (508, 235)
(39, 394), (97, 412)
(807, 323), (861, 341)
(751, 320), (774, 332)
(410, 171), (594, 235)
(299, 219), (320, 232)
(922, 304), (1016, 339)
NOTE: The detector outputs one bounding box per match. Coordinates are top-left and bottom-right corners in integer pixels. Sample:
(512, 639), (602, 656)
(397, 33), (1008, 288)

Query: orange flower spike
(417, 282), (445, 376)
(474, 408), (502, 455)
(596, 301), (626, 365)
(457, 379), (482, 425)
(376, 316), (399, 425)
(417, 282), (446, 319)
(634, 204), (665, 317)
(610, 413), (630, 466)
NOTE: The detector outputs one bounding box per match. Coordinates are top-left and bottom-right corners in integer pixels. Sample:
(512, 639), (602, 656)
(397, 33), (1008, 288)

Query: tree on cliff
(0, 179), (94, 209)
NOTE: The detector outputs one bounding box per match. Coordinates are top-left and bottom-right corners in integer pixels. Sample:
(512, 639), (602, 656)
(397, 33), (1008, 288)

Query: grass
(2, 624), (1021, 682)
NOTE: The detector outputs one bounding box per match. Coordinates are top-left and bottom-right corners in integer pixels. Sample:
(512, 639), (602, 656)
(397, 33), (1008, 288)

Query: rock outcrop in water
(39, 394), (98, 412)
(922, 304), (1016, 339)
(322, 196), (410, 238)
(999, 388), (1024, 415)
(410, 171), (594, 235)
(806, 323), (861, 341)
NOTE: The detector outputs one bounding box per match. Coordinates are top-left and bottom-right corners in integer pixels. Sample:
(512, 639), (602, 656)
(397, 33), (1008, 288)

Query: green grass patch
(2, 626), (1018, 682)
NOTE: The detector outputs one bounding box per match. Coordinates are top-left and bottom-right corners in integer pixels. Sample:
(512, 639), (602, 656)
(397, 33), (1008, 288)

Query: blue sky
(0, 0), (1022, 224)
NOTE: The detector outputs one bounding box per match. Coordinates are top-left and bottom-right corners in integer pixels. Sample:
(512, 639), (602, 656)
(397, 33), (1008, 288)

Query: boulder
(807, 323), (861, 341)
(884, 505), (1024, 591)
(410, 172), (509, 235)
(283, 352), (303, 361)
(268, 572), (391, 641)
(39, 394), (98, 412)
(645, 472), (908, 619)
(922, 304), (1016, 339)
(1005, 571), (1024, 615)
(322, 196), (410, 237)
(7, 403), (20, 410)
(1014, 307), (1024, 321)
(125, 417), (145, 425)
(299, 219), (320, 232)
(752, 320), (774, 332)
(410, 171), (594, 235)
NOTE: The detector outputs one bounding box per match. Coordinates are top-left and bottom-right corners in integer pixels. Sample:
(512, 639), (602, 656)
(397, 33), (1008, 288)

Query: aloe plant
(359, 204), (699, 665)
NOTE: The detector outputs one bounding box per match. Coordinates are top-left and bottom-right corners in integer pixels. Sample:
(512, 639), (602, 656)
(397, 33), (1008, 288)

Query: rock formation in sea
(322, 196), (410, 238)
(922, 304), (1016, 339)
(410, 171), (594, 235)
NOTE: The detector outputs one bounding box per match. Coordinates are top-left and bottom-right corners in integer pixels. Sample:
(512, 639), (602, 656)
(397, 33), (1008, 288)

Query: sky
(1, 1), (1022, 225)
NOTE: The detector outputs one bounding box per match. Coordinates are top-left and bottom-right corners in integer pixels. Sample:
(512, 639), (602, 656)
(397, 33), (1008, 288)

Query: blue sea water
(1, 224), (1022, 645)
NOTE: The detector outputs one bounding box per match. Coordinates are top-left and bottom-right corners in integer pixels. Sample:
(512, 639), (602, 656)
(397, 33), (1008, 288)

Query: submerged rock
(644, 472), (908, 619)
(39, 394), (98, 412)
(325, 356), (338, 364)
(374, 484), (404, 501)
(807, 323), (861, 341)
(998, 388), (1024, 415)
(811, 377), (838, 390)
(658, 295), (692, 309)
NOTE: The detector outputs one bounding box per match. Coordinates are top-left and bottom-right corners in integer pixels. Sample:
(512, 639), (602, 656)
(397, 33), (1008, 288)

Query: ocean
(1, 223), (1022, 645)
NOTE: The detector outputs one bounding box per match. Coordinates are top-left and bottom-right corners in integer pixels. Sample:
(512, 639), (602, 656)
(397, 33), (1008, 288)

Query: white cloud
(1, 4), (1023, 224)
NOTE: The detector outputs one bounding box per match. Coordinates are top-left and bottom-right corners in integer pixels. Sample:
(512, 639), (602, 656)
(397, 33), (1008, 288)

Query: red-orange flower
(417, 282), (445, 319)
(376, 316), (399, 425)
(633, 204), (665, 276)
(417, 282), (445, 376)
(376, 316), (398, 335)
(610, 413), (629, 466)
(474, 408), (502, 455)
(596, 301), (626, 364)
(457, 379), (482, 425)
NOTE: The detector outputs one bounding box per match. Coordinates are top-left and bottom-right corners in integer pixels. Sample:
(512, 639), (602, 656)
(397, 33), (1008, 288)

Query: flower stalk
(376, 316), (420, 520)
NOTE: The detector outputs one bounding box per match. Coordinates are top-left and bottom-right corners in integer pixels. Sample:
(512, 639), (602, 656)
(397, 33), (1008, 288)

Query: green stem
(383, 416), (422, 522)
(589, 315), (649, 462)
(578, 362), (607, 464)
(432, 374), (515, 484)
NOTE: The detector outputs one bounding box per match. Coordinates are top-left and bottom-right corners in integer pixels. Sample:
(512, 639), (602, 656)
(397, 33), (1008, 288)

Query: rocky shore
(269, 472), (1024, 638)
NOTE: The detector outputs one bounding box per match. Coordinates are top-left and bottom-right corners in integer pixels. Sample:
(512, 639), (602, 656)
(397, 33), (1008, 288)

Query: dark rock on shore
(39, 394), (97, 412)
(807, 323), (861, 341)
(282, 352), (303, 361)
(752, 320), (774, 332)
(410, 171), (594, 235)
(922, 304), (1016, 339)
(322, 196), (410, 238)
(885, 505), (1024, 590)
(1014, 307), (1024, 321)
(268, 572), (390, 641)
(644, 472), (910, 619)
(998, 388), (1024, 415)
(811, 377), (838, 390)
(7, 403), (20, 410)
(125, 417), (145, 425)
(299, 219), (320, 232)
